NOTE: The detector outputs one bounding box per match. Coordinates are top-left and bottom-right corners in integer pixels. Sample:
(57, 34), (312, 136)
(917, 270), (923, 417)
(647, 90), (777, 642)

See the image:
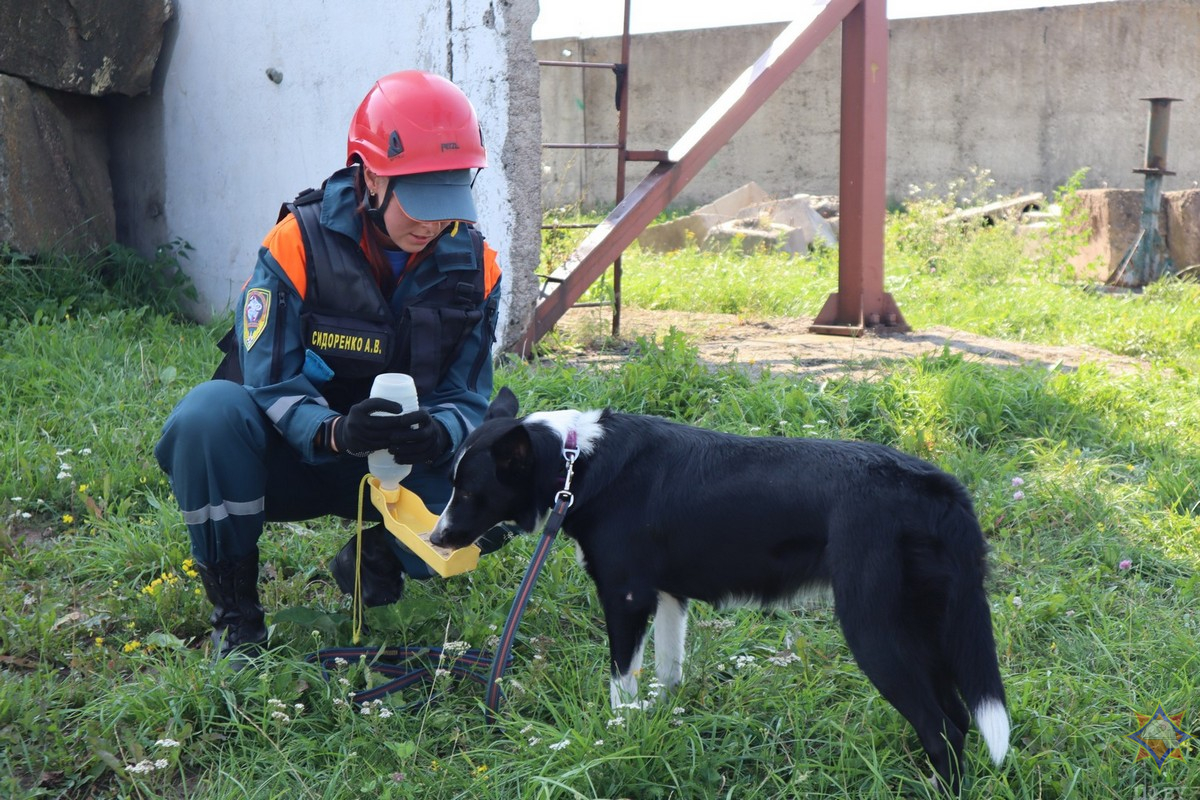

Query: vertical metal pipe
(1127, 97), (1180, 284)
(612, 0), (632, 338)
(1142, 97), (1177, 174)
(810, 0), (907, 334)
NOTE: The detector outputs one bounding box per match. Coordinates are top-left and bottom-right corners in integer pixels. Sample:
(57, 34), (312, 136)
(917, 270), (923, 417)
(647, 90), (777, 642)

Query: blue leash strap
(306, 644), (509, 708)
(485, 434), (577, 723)
(483, 495), (570, 723)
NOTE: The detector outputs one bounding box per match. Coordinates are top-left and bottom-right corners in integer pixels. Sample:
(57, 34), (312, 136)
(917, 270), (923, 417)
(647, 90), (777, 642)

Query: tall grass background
(2, 173), (1197, 798)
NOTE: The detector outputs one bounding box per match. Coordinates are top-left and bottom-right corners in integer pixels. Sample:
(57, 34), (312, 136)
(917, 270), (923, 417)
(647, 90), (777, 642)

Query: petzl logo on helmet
(441, 142), (460, 151)
(243, 288), (271, 351)
(387, 131), (404, 158)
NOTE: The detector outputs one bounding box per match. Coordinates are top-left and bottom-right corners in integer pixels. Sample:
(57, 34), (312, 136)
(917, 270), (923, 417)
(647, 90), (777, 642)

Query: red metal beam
(516, 0), (872, 356)
(810, 0), (907, 335)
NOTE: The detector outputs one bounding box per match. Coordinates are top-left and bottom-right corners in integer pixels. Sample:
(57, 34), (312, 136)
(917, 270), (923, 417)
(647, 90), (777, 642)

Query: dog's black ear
(486, 386), (520, 421)
(493, 424), (533, 478)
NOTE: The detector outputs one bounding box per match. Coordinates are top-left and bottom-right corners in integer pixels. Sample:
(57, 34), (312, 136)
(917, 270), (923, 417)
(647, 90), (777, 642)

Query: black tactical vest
(215, 183), (490, 414)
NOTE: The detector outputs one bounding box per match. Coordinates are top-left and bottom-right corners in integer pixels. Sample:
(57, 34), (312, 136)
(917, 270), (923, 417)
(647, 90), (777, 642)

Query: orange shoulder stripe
(483, 242), (501, 298)
(262, 213), (308, 299)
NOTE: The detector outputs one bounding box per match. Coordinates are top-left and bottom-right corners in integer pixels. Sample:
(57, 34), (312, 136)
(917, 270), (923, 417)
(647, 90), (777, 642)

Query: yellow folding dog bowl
(369, 477), (481, 577)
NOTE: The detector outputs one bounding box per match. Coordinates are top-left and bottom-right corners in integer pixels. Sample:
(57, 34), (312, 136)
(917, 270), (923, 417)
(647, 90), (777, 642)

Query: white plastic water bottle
(367, 373), (419, 490)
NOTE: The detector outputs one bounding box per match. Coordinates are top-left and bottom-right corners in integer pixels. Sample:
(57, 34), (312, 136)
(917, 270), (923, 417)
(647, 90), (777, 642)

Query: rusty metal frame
(518, 0), (904, 356)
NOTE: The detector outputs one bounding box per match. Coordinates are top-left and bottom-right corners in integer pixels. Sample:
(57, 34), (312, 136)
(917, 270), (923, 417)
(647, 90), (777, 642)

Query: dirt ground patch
(553, 306), (1147, 379)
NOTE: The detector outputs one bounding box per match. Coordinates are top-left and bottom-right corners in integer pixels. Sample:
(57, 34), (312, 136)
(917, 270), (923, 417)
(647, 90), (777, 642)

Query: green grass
(3, 179), (1199, 798)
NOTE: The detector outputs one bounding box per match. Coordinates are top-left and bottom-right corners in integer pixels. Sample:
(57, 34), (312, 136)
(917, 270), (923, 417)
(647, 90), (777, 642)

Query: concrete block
(701, 219), (805, 255)
(693, 182), (772, 218)
(0, 75), (114, 255)
(0, 0), (171, 96)
(1069, 189), (1143, 281)
(1069, 188), (1200, 281)
(738, 196), (837, 247)
(1165, 190), (1200, 270)
(637, 214), (720, 252)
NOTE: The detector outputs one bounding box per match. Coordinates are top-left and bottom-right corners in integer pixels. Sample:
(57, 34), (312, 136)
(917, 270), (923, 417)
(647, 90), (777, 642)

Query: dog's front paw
(613, 698), (655, 712)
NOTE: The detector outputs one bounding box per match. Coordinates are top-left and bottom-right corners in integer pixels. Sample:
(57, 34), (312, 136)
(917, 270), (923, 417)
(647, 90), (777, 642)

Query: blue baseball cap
(390, 169), (478, 223)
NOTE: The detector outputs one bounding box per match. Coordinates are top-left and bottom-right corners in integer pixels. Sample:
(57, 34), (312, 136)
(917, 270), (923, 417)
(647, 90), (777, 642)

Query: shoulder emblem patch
(243, 288), (271, 351)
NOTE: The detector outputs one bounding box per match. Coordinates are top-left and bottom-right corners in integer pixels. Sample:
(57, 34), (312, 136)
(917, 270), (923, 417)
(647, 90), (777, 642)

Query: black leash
(310, 431), (580, 722)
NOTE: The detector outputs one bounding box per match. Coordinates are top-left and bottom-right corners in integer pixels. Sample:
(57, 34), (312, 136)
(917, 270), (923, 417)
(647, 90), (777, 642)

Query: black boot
(330, 525), (406, 607)
(196, 549), (268, 666)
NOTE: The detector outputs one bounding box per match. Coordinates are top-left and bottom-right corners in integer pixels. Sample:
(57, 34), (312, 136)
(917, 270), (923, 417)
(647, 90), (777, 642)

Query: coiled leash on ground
(309, 438), (577, 720)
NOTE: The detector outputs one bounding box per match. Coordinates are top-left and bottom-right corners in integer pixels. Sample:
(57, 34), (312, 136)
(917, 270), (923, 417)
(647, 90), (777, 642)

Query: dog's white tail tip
(975, 698), (1010, 765)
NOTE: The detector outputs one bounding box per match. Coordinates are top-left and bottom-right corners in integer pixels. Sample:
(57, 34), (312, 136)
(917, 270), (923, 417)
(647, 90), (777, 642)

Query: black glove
(334, 397), (411, 456)
(386, 409), (451, 465)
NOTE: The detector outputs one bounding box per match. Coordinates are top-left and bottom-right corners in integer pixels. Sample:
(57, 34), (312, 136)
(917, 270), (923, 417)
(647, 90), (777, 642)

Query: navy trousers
(154, 380), (447, 578)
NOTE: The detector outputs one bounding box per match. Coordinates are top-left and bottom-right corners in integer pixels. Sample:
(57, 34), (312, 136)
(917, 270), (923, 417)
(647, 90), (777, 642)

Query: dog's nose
(428, 519), (447, 547)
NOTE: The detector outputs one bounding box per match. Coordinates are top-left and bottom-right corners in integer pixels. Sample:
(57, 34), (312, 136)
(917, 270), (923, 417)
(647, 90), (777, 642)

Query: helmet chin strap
(364, 175), (396, 236)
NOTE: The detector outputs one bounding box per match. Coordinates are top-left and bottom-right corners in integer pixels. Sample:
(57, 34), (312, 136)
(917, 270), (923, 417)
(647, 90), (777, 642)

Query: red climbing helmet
(347, 70), (488, 176)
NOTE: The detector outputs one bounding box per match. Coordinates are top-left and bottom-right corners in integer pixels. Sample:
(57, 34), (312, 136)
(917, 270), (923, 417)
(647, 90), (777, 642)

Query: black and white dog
(430, 387), (1009, 793)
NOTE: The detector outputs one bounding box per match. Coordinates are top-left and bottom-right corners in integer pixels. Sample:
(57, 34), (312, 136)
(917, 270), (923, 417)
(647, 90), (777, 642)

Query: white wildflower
(155, 738), (180, 748)
(696, 619), (734, 631)
(549, 739), (570, 751)
(767, 651), (801, 667)
(606, 716), (626, 728)
(442, 640), (470, 657)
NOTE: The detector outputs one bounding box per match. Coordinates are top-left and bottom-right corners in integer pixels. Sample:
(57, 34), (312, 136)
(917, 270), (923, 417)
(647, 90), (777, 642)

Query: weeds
(2, 184), (1198, 798)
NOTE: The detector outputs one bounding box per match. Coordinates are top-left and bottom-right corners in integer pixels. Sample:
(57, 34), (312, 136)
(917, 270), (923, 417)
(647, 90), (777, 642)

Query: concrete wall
(110, 0), (543, 348)
(536, 0), (1199, 211)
